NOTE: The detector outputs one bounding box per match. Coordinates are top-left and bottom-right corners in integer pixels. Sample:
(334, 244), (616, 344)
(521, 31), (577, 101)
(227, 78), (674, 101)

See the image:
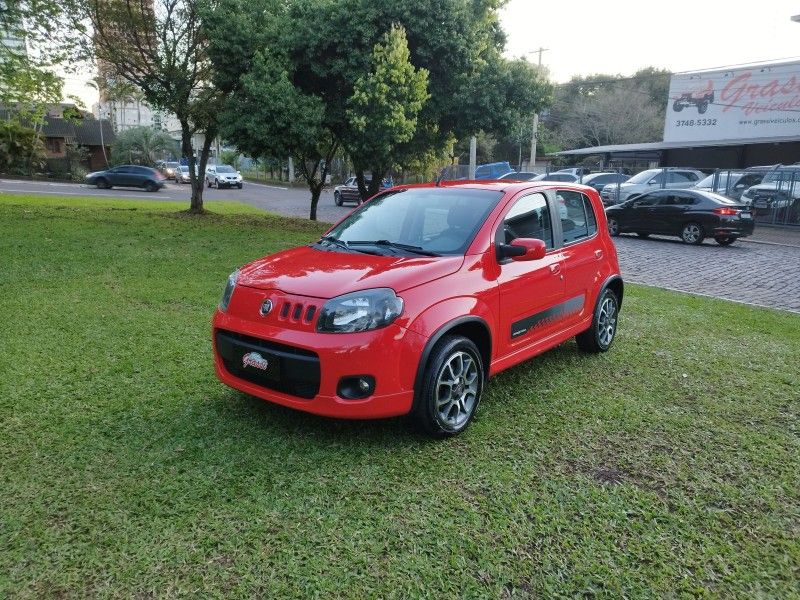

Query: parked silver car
(740, 166), (800, 209)
(601, 168), (705, 205)
(692, 170), (767, 201)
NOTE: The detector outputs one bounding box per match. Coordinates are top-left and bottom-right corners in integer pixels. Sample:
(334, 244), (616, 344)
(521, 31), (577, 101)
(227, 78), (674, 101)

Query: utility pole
(527, 47), (548, 169)
(468, 136), (477, 179)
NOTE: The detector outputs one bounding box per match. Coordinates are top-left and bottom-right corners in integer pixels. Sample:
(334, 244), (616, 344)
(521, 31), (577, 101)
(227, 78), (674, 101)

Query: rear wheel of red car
(681, 222), (705, 245)
(715, 236), (735, 246)
(413, 335), (484, 437)
(607, 217), (620, 236)
(576, 288), (619, 353)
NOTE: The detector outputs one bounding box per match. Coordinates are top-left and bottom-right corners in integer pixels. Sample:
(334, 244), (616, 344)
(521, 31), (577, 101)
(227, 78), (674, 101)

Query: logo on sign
(242, 352), (269, 371)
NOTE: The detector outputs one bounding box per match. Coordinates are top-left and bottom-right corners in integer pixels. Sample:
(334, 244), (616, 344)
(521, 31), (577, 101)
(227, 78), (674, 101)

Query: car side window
(673, 192), (695, 205)
(559, 190), (597, 244)
(501, 193), (553, 249)
(632, 193), (660, 207)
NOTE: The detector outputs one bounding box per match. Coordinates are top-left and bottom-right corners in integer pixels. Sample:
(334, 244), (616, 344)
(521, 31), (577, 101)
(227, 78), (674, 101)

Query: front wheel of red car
(413, 335), (484, 437)
(576, 288), (619, 353)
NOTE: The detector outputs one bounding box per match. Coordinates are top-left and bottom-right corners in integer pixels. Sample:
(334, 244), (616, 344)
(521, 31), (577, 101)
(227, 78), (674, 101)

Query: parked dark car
(334, 176), (393, 205)
(497, 171), (537, 181)
(605, 189), (754, 246)
(531, 172), (579, 183)
(85, 165), (165, 192)
(580, 172), (630, 195)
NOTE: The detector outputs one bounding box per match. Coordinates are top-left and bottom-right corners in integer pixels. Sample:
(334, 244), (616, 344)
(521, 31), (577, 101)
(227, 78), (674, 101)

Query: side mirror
(647, 179), (658, 185)
(498, 238), (547, 262)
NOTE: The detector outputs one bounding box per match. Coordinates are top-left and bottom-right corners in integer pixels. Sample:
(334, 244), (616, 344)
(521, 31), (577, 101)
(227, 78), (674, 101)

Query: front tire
(206, 179), (212, 188)
(237, 183), (243, 189)
(607, 216), (620, 236)
(681, 222), (705, 245)
(96, 178), (111, 189)
(412, 336), (484, 437)
(576, 288), (619, 353)
(334, 191), (343, 206)
(715, 236), (735, 246)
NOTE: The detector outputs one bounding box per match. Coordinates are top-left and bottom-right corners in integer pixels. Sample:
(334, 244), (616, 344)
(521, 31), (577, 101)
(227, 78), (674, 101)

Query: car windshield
(626, 169), (659, 184)
(704, 191), (739, 204)
(323, 188), (503, 256)
(696, 173), (740, 188)
(179, 166), (188, 172)
(762, 169), (800, 184)
(216, 165), (235, 173)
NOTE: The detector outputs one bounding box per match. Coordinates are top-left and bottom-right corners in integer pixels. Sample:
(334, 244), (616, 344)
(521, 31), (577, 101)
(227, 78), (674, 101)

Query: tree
(545, 67), (670, 151)
(345, 24), (428, 198)
(0, 120), (46, 174)
(111, 126), (179, 165)
(68, 0), (233, 212)
(218, 51), (337, 220)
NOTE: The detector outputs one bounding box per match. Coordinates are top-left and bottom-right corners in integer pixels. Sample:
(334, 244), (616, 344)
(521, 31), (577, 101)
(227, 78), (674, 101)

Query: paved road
(613, 234), (800, 314)
(2, 178), (799, 313)
(0, 177), (354, 223)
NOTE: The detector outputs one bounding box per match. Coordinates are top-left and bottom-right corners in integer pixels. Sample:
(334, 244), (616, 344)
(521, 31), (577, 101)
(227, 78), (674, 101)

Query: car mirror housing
(498, 238), (547, 262)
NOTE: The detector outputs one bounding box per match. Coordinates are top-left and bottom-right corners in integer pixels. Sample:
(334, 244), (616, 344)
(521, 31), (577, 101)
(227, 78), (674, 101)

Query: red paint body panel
(212, 181), (622, 419)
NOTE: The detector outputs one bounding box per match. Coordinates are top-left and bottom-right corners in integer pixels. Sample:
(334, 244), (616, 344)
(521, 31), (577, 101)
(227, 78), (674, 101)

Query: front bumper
(212, 308), (425, 419)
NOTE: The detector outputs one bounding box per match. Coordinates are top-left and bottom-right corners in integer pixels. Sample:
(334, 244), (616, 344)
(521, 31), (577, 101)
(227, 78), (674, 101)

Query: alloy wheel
(597, 295), (617, 347)
(435, 351), (479, 430)
(682, 224), (701, 244)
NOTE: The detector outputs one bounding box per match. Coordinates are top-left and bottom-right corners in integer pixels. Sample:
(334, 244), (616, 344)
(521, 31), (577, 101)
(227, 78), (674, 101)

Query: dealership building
(558, 60), (800, 169)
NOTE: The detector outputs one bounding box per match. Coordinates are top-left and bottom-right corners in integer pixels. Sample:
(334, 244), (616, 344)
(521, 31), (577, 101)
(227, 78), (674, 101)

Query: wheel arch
(413, 316), (492, 397)
(601, 275), (624, 311)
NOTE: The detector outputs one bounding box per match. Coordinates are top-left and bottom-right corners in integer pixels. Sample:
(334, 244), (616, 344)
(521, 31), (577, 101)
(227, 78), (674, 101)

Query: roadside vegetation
(1, 195), (798, 597)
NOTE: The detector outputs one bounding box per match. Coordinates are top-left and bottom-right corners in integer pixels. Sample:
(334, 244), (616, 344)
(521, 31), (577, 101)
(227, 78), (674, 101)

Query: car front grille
(215, 329), (321, 399)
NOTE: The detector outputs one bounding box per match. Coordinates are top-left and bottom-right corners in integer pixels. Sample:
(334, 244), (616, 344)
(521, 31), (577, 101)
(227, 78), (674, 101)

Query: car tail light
(713, 207), (739, 216)
(155, 171), (165, 180)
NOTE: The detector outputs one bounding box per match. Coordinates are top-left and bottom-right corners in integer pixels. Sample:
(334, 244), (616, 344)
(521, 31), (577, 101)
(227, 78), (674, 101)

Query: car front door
(647, 192), (690, 234)
(495, 192), (566, 355)
(105, 167), (126, 186)
(627, 192), (663, 231)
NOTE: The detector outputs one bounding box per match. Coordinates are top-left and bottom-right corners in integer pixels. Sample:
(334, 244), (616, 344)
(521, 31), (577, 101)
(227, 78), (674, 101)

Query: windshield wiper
(317, 236), (381, 255)
(319, 235), (350, 251)
(349, 240), (441, 257)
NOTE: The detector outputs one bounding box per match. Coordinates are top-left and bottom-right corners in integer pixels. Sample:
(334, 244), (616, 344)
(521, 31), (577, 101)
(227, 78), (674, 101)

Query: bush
(0, 121), (46, 175)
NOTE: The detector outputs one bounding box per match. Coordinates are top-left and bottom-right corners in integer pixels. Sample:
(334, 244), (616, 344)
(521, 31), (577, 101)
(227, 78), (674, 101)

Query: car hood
(86, 171), (105, 178)
(238, 245), (464, 298)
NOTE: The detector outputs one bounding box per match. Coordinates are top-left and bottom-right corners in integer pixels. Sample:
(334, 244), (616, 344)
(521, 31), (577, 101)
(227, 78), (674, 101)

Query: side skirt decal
(511, 294), (585, 339)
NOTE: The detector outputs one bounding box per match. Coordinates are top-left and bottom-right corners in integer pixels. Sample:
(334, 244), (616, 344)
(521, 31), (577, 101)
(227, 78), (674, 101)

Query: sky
(499, 0), (800, 81)
(64, 0), (800, 107)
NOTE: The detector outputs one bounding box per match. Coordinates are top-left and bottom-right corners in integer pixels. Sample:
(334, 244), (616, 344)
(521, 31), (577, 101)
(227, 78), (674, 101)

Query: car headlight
(317, 288), (403, 333)
(219, 269), (239, 312)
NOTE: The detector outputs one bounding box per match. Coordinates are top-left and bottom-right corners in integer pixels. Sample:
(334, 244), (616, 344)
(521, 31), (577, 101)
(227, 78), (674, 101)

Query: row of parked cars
(501, 164), (800, 219)
(86, 162), (244, 192)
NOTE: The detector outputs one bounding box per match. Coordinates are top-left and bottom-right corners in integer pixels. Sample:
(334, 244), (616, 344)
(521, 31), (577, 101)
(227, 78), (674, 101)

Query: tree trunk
(309, 182), (322, 221)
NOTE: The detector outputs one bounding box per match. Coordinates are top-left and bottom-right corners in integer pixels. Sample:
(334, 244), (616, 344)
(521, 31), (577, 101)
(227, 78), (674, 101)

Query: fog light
(338, 376), (375, 400)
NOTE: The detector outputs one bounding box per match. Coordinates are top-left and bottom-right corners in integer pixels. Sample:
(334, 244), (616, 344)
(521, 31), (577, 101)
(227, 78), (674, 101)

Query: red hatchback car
(212, 181), (623, 436)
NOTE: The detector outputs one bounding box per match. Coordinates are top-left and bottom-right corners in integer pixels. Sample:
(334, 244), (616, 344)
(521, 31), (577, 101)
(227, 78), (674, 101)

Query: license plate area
(739, 212), (752, 219)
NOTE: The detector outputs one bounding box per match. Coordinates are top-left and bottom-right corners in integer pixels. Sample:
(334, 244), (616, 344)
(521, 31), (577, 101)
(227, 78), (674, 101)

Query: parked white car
(601, 168), (705, 205)
(740, 166), (800, 209)
(206, 165), (243, 189)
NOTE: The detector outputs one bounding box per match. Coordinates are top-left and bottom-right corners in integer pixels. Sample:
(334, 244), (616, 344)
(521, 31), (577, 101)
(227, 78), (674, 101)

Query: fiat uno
(212, 181), (623, 436)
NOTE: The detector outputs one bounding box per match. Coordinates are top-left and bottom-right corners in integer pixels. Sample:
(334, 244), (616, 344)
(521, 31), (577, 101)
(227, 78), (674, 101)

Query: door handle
(549, 263), (560, 275)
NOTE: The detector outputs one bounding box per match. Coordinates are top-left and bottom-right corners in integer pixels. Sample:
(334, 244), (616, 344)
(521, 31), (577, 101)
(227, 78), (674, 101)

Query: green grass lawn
(1, 194), (798, 598)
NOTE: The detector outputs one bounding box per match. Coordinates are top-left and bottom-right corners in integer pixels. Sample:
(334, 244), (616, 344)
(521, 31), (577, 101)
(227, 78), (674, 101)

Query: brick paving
(614, 234), (800, 314)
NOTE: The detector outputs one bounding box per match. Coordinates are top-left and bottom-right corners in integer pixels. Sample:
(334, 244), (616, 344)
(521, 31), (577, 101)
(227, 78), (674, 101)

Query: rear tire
(715, 236), (735, 246)
(681, 222), (705, 245)
(607, 217), (620, 236)
(576, 288), (619, 353)
(145, 181), (158, 192)
(412, 335), (484, 437)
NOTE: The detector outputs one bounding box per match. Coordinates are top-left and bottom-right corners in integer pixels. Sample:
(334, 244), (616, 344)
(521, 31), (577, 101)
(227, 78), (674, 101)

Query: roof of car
(392, 180), (599, 195)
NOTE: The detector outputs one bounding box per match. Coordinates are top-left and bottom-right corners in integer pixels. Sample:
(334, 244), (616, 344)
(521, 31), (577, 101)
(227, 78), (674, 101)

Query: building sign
(663, 61), (800, 143)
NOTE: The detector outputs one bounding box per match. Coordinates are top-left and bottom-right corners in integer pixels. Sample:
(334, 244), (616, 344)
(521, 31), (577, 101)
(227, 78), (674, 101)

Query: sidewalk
(744, 226), (800, 248)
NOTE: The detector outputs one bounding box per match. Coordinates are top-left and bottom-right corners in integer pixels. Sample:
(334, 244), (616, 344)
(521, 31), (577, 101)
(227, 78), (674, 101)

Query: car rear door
(556, 189), (604, 328)
(494, 192), (566, 354)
